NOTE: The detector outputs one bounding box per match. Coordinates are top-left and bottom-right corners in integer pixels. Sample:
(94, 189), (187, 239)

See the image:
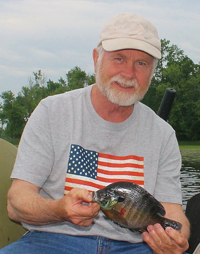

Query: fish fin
(155, 202), (166, 216)
(112, 209), (129, 227)
(112, 221), (128, 229)
(164, 218), (182, 231)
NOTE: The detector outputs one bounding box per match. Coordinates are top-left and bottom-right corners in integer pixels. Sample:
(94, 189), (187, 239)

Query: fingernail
(166, 227), (172, 233)
(89, 192), (93, 200)
(147, 225), (155, 233)
(155, 224), (163, 231)
(155, 223), (161, 229)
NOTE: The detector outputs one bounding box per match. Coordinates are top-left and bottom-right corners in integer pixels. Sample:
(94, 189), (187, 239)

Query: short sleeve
(11, 100), (54, 187)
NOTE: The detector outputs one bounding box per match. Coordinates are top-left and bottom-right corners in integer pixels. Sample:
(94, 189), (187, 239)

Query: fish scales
(124, 192), (159, 229)
(92, 181), (182, 232)
(119, 185), (161, 229)
(126, 197), (145, 228)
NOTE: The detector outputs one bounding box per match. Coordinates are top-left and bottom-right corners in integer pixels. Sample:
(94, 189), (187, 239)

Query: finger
(165, 227), (189, 249)
(71, 215), (95, 227)
(145, 224), (189, 254)
(73, 203), (100, 218)
(89, 203), (101, 214)
(154, 224), (172, 244)
(144, 224), (176, 253)
(147, 225), (165, 245)
(83, 191), (93, 203)
(142, 229), (162, 254)
(153, 224), (177, 251)
(149, 225), (165, 248)
(81, 218), (95, 227)
(82, 204), (100, 218)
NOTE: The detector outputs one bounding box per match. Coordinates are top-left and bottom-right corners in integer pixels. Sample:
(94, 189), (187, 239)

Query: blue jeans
(0, 231), (154, 254)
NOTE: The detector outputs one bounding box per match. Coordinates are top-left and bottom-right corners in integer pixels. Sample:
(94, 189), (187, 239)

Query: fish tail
(164, 218), (182, 231)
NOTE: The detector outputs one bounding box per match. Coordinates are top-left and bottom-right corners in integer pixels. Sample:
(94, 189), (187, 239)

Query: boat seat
(0, 139), (26, 248)
(185, 193), (200, 254)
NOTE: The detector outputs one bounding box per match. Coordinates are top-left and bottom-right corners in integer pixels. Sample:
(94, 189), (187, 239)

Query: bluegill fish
(92, 181), (182, 232)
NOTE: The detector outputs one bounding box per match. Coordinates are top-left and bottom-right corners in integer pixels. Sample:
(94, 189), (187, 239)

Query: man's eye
(116, 57), (123, 61)
(138, 61), (145, 65)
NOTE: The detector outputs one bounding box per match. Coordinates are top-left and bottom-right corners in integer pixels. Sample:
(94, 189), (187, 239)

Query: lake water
(181, 161), (200, 211)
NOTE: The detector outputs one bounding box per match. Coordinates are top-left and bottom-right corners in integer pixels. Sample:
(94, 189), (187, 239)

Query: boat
(185, 193), (200, 253)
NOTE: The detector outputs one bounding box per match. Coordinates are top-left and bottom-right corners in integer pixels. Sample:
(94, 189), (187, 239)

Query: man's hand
(142, 224), (189, 254)
(57, 188), (100, 227)
(7, 179), (100, 227)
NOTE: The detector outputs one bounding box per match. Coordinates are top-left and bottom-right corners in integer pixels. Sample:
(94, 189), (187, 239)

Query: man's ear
(93, 48), (99, 73)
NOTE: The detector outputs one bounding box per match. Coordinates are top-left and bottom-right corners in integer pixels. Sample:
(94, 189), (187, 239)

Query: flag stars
(67, 144), (98, 180)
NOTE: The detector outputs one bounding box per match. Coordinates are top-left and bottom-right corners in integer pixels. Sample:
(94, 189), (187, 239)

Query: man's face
(94, 49), (155, 106)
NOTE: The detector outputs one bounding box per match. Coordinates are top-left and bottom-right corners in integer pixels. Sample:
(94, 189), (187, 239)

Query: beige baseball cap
(97, 13), (161, 59)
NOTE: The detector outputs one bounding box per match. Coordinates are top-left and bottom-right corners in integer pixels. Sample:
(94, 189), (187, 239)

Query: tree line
(0, 39), (200, 141)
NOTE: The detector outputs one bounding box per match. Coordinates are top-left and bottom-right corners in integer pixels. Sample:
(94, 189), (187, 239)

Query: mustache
(111, 75), (139, 88)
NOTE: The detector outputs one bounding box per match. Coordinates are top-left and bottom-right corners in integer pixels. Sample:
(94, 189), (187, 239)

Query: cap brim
(101, 38), (161, 59)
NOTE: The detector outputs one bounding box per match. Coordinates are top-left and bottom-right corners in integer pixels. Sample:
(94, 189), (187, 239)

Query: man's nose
(120, 63), (136, 80)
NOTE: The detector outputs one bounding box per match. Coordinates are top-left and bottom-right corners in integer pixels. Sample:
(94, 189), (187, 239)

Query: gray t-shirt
(11, 84), (182, 243)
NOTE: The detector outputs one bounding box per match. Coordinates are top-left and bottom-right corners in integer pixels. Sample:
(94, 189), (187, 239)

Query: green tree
(66, 66), (88, 91)
(143, 39), (200, 140)
(46, 79), (67, 95)
(0, 68), (95, 139)
(86, 73), (95, 86)
(0, 91), (15, 126)
(5, 103), (27, 138)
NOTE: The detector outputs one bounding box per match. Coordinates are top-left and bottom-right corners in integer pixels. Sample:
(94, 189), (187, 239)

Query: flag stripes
(64, 144), (144, 195)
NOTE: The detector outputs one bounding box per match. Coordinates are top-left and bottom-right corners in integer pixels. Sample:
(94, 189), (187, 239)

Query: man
(1, 13), (189, 253)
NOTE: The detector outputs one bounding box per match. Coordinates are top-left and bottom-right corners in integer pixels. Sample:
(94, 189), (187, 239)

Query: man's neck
(91, 84), (134, 123)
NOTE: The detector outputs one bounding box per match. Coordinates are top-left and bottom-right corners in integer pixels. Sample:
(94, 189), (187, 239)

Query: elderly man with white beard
(1, 13), (189, 254)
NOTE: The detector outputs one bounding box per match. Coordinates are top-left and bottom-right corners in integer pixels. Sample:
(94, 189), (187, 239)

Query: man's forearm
(7, 180), (62, 225)
(7, 179), (100, 227)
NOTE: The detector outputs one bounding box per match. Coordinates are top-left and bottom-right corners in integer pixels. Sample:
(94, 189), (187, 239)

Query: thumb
(75, 189), (92, 203)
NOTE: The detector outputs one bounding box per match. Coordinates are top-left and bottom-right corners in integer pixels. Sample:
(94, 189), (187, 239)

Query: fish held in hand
(91, 181), (182, 232)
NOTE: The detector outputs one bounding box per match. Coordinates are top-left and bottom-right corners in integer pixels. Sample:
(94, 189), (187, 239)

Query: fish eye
(117, 196), (125, 202)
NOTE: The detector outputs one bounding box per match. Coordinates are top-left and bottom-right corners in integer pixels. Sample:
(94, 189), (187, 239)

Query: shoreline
(180, 148), (200, 166)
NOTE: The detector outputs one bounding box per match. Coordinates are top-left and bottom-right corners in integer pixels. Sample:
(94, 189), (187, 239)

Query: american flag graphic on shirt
(64, 144), (144, 195)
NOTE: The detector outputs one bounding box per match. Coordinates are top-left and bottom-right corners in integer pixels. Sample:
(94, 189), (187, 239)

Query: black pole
(157, 88), (176, 121)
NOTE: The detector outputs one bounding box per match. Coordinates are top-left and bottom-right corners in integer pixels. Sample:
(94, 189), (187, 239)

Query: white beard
(96, 68), (149, 106)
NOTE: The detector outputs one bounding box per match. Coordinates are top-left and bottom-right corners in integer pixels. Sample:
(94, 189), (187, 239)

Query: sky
(0, 0), (200, 101)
